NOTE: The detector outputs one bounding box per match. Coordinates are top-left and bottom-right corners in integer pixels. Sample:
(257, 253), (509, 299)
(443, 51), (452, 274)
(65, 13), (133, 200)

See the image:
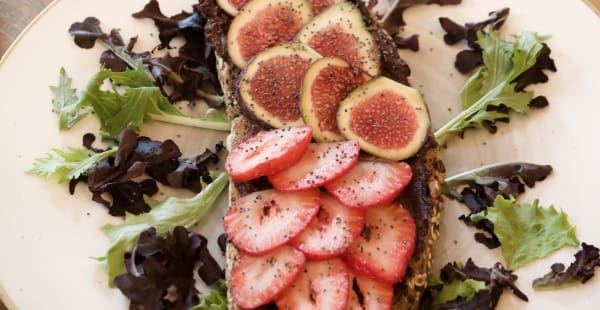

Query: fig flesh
(238, 43), (321, 128)
(216, 0), (249, 16)
(227, 0), (314, 68)
(296, 2), (381, 76)
(309, 0), (343, 14)
(336, 77), (430, 161)
(300, 57), (369, 142)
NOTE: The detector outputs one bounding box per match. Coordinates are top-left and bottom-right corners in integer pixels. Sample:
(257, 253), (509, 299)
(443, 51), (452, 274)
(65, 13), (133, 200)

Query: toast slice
(198, 0), (445, 308)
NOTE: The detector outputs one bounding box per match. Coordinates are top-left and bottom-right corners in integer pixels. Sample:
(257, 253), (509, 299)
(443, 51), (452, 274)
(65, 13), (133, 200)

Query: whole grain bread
(199, 1), (446, 309)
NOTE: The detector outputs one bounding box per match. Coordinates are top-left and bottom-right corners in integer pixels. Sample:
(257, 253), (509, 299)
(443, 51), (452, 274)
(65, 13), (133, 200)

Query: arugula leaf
(27, 147), (116, 183)
(50, 68), (90, 129)
(100, 172), (228, 286)
(190, 279), (228, 310)
(471, 196), (579, 269)
(79, 64), (229, 139)
(435, 31), (547, 145)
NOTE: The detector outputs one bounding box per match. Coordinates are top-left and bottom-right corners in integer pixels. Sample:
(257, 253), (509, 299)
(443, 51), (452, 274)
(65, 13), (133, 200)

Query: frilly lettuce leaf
(77, 64), (229, 140)
(50, 68), (90, 129)
(471, 196), (579, 269)
(27, 146), (116, 183)
(100, 172), (228, 286)
(428, 274), (486, 305)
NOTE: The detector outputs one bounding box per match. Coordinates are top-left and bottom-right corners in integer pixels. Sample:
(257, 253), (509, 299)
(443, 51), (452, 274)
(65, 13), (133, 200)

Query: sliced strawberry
(290, 192), (365, 260)
(346, 271), (394, 310)
(269, 140), (360, 192)
(344, 203), (416, 283)
(225, 125), (313, 182)
(230, 245), (306, 309)
(224, 189), (320, 254)
(276, 258), (349, 310)
(324, 160), (412, 208)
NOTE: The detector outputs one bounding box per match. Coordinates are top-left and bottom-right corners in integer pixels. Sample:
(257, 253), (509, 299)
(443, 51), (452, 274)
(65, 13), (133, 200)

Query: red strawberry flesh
(347, 271), (394, 310)
(276, 258), (349, 310)
(344, 203), (416, 283)
(225, 126), (312, 182)
(324, 160), (412, 208)
(230, 246), (306, 309)
(224, 189), (320, 254)
(290, 192), (365, 260)
(269, 140), (360, 192)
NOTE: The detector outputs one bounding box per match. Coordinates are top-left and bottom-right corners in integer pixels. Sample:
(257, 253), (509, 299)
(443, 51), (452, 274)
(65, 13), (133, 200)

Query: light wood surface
(0, 2), (54, 310)
(0, 0), (53, 58)
(584, 0), (600, 16)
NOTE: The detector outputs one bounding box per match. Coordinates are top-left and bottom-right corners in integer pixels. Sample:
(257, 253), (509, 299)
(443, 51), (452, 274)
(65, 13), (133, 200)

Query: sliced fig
(300, 57), (370, 142)
(295, 2), (381, 76)
(336, 77), (430, 161)
(238, 43), (321, 128)
(227, 0), (314, 68)
(309, 0), (343, 14)
(216, 0), (249, 16)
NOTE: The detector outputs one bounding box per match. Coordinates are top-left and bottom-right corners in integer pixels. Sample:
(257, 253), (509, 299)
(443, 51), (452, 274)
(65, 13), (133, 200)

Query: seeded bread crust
(210, 6), (445, 310)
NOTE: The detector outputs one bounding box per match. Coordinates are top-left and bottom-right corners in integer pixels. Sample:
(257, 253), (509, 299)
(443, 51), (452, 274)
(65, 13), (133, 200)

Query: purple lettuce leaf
(394, 34), (420, 51)
(382, 0), (462, 36)
(438, 8), (509, 74)
(533, 242), (600, 290)
(442, 162), (553, 248)
(132, 0), (223, 107)
(422, 258), (528, 310)
(115, 226), (223, 310)
(438, 7), (556, 110)
(71, 129), (223, 216)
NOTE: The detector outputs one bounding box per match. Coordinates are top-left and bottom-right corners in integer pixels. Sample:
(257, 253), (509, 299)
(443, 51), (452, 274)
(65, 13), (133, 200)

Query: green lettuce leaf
(435, 31), (547, 145)
(471, 196), (579, 269)
(429, 275), (486, 305)
(190, 279), (228, 310)
(27, 147), (116, 183)
(78, 64), (229, 139)
(50, 68), (90, 129)
(100, 172), (229, 286)
(422, 259), (528, 309)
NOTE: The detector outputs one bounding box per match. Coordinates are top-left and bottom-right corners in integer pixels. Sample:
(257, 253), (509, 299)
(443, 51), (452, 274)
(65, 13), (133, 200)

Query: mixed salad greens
(434, 30), (549, 145)
(24, 0), (599, 309)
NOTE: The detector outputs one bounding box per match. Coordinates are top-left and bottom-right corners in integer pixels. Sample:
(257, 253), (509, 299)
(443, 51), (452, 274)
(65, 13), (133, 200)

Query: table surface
(0, 1), (53, 307)
(0, 0), (597, 309)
